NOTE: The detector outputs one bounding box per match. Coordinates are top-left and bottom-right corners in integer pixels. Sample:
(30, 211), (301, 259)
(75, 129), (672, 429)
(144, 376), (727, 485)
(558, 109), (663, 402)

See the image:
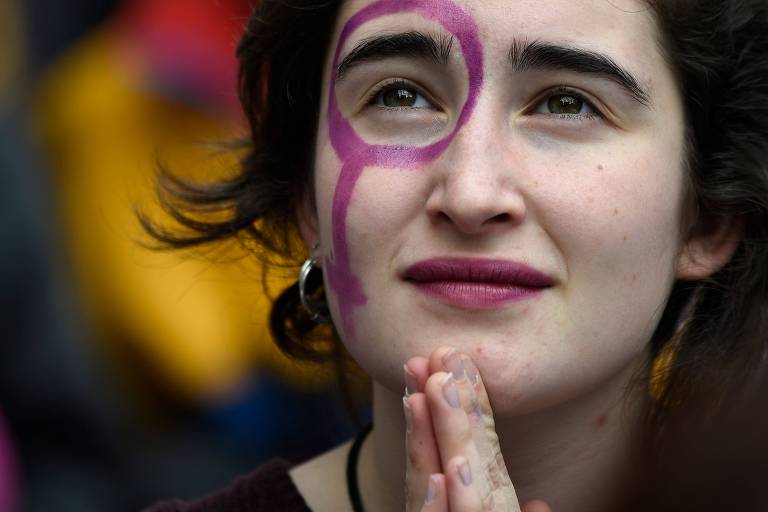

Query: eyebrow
(336, 31), (455, 80)
(509, 39), (651, 107)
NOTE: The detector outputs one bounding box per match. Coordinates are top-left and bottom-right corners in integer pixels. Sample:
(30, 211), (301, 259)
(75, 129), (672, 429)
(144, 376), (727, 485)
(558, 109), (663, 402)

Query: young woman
(146, 0), (768, 510)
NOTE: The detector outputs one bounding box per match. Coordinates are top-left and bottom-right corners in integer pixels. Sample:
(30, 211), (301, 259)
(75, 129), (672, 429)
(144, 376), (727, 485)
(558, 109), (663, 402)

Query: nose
(425, 124), (527, 236)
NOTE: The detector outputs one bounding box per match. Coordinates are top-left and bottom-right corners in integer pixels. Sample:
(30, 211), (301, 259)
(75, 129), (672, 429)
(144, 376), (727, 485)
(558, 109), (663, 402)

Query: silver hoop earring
(299, 256), (330, 324)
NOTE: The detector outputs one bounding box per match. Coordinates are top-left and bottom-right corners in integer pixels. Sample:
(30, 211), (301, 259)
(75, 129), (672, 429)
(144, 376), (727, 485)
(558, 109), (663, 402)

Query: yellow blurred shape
(35, 29), (330, 403)
(0, 0), (22, 100)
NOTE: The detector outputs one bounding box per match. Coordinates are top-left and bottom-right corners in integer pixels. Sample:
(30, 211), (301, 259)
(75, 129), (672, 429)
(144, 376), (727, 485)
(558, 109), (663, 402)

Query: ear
(296, 193), (321, 257)
(676, 215), (743, 280)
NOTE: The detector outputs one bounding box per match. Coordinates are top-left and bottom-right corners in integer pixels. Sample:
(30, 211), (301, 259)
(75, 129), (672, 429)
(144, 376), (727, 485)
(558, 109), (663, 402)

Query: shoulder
(143, 459), (310, 512)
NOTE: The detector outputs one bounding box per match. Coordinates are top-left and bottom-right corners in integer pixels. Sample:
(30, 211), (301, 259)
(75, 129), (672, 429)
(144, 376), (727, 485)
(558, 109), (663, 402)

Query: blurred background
(0, 1), (362, 510)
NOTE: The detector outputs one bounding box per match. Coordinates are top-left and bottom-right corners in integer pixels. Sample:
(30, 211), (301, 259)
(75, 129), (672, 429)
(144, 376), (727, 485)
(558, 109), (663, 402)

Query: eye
(369, 80), (434, 109)
(534, 89), (599, 117)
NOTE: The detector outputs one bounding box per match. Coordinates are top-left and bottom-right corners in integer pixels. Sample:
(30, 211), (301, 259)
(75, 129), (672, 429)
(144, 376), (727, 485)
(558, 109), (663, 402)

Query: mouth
(402, 257), (555, 309)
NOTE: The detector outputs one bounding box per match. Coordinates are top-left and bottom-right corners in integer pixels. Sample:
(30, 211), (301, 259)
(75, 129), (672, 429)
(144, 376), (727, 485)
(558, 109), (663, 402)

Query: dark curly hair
(646, 0), (768, 402)
(143, 0), (768, 463)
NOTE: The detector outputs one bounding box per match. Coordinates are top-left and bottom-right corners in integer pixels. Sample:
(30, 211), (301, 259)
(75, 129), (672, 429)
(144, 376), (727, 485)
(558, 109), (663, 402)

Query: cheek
(573, 154), (681, 309)
(346, 167), (427, 246)
(315, 136), (428, 255)
(538, 139), (685, 279)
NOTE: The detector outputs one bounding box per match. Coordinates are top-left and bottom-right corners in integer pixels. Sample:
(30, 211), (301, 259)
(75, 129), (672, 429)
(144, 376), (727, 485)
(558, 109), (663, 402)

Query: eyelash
(364, 80), (604, 121)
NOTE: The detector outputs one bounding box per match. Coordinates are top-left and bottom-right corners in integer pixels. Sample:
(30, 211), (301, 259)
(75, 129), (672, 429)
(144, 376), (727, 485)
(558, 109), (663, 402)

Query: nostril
(434, 211), (513, 227)
(488, 213), (512, 224)
(437, 212), (453, 223)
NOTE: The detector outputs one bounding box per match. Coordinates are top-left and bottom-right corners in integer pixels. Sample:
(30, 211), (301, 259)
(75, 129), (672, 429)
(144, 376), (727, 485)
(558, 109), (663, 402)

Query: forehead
(332, 0), (662, 81)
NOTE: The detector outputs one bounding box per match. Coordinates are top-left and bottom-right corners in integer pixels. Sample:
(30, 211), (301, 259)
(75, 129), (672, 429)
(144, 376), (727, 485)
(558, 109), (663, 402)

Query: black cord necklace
(346, 424), (373, 512)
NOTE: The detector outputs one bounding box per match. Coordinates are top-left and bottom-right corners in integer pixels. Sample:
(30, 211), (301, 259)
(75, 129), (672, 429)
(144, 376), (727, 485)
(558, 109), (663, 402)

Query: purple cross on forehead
(324, 0), (485, 341)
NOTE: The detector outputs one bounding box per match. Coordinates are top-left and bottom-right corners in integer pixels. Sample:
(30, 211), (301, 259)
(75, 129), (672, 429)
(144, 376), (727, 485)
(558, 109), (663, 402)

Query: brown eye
(383, 88), (417, 107)
(547, 94), (585, 114)
(533, 89), (599, 119)
(373, 83), (432, 109)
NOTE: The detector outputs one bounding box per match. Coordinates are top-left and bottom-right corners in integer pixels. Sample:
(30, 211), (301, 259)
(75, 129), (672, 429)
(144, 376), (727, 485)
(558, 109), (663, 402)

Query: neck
(358, 357), (648, 512)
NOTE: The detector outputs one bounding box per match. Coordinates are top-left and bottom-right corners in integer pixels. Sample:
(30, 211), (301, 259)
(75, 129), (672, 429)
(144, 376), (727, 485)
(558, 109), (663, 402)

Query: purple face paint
(325, 0), (484, 341)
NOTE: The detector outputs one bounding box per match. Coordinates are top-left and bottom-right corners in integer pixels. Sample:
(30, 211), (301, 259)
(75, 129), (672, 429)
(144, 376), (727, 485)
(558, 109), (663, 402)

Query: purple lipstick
(404, 258), (555, 309)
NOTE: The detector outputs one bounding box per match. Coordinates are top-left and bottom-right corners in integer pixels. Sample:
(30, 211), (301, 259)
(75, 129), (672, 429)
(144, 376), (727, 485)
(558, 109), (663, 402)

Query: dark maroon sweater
(144, 459), (311, 512)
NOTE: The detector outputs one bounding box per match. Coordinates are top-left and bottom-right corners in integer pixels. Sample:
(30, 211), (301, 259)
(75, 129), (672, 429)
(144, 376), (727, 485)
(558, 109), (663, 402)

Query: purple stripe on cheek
(324, 0), (484, 341)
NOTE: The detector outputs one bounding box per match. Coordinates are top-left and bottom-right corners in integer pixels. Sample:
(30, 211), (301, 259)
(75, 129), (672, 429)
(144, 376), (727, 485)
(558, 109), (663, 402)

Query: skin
(292, 0), (741, 510)
(323, 0), (484, 342)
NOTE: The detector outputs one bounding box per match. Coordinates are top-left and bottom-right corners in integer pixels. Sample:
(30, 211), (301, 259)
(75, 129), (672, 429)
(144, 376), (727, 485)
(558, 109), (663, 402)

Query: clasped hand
(403, 347), (551, 512)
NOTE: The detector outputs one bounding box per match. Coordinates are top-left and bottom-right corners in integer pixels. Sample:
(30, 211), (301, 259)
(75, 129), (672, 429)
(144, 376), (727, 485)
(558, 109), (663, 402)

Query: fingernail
(442, 373), (461, 408)
(403, 396), (413, 433)
(458, 461), (472, 486)
(404, 364), (418, 396)
(425, 474), (438, 504)
(462, 356), (480, 386)
(443, 351), (466, 381)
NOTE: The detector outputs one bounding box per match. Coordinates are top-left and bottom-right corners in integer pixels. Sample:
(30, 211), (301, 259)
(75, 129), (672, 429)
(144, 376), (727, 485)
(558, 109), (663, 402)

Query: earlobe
(675, 216), (744, 281)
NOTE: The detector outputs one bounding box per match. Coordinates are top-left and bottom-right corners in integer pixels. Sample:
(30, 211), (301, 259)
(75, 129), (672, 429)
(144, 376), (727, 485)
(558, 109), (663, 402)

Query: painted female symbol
(324, 0), (485, 341)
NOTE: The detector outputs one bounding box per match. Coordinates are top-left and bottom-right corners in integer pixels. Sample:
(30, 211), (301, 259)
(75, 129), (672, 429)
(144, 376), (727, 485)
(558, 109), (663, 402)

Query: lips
(403, 257), (555, 309)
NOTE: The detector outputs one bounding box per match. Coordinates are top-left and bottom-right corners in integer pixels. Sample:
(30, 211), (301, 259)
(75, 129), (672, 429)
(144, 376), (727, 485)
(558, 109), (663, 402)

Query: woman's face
(309, 0), (687, 414)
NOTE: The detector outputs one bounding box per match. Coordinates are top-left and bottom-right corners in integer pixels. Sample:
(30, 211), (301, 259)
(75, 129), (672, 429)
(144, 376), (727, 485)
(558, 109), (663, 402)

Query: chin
(337, 301), (650, 419)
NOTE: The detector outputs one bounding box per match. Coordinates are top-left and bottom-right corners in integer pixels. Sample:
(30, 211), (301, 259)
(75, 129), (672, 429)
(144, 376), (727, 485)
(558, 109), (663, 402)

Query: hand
(403, 346), (551, 512)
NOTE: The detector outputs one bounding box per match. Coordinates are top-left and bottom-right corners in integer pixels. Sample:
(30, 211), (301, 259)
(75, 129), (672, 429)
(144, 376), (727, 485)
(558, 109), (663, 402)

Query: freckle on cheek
(612, 208), (620, 216)
(597, 164), (604, 171)
(623, 235), (628, 241)
(594, 414), (608, 431)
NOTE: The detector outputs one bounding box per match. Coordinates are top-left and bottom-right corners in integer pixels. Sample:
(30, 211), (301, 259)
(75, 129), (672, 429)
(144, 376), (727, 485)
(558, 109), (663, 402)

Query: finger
(522, 499), (552, 512)
(424, 371), (487, 494)
(444, 351), (509, 478)
(419, 474), (447, 512)
(405, 357), (431, 395)
(405, 392), (442, 511)
(445, 455), (486, 511)
(450, 352), (492, 419)
(428, 346), (457, 374)
(427, 356), (521, 510)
